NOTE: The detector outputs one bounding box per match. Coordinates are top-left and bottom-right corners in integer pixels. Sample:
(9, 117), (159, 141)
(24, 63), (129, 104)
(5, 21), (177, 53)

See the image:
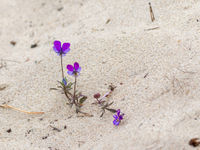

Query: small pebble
(31, 43), (38, 48)
(10, 41), (16, 46)
(6, 128), (12, 133)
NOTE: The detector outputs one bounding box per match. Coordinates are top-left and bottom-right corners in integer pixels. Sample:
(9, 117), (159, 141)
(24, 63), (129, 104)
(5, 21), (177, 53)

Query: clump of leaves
(100, 101), (117, 117)
(93, 85), (125, 125)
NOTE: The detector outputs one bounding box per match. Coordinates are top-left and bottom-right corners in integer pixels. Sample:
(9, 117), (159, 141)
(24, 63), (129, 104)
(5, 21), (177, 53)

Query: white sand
(1, 0), (200, 149)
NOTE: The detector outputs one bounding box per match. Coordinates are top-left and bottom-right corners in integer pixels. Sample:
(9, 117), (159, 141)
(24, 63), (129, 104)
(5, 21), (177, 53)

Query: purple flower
(113, 109), (124, 126)
(62, 78), (67, 86)
(66, 62), (81, 76)
(53, 40), (70, 56)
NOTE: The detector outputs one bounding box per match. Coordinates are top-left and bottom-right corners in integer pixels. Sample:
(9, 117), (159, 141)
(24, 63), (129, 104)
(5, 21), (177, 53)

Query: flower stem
(60, 56), (71, 102)
(73, 75), (77, 105)
(60, 56), (64, 80)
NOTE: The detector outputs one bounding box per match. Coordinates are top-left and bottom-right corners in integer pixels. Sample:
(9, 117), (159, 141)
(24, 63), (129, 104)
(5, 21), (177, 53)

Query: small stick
(149, 2), (155, 22)
(76, 109), (93, 117)
(177, 68), (196, 74)
(49, 125), (61, 132)
(1, 59), (21, 64)
(144, 27), (159, 31)
(98, 85), (116, 101)
(144, 73), (149, 78)
(99, 91), (110, 101)
(0, 104), (44, 114)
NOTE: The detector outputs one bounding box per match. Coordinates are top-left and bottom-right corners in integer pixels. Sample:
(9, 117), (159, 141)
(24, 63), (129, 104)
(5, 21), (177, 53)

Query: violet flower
(53, 40), (70, 56)
(67, 62), (81, 76)
(113, 109), (124, 126)
(62, 78), (67, 86)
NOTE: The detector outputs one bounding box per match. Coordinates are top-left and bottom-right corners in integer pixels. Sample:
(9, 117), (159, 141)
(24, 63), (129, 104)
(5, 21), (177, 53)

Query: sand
(1, 0), (200, 149)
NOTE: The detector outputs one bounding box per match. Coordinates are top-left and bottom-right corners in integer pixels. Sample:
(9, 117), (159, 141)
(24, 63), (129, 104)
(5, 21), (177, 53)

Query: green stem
(60, 56), (71, 102)
(73, 75), (77, 105)
(60, 56), (64, 80)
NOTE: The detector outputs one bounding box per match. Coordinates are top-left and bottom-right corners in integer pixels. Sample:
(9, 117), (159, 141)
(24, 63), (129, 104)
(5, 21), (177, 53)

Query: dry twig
(144, 27), (159, 31)
(0, 104), (44, 114)
(149, 2), (155, 22)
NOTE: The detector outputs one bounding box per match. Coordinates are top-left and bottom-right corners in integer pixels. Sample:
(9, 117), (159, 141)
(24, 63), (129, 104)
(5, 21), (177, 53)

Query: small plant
(93, 85), (125, 125)
(52, 40), (90, 116)
(93, 92), (116, 117)
(52, 40), (124, 124)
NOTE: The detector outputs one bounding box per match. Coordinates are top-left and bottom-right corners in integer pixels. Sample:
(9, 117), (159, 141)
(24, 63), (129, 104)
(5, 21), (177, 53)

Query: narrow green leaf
(49, 88), (58, 91)
(57, 81), (64, 87)
(105, 108), (117, 113)
(100, 110), (105, 117)
(79, 96), (87, 104)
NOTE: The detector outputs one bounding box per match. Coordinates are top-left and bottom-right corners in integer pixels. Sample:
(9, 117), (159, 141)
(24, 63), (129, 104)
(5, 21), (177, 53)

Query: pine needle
(0, 104), (44, 114)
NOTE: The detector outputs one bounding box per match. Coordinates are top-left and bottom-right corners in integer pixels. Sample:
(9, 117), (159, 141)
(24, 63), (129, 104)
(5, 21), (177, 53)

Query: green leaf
(100, 110), (105, 117)
(105, 108), (117, 113)
(105, 102), (114, 108)
(79, 96), (87, 104)
(57, 86), (63, 89)
(57, 81), (64, 87)
(102, 102), (114, 109)
(49, 88), (58, 91)
(66, 82), (73, 88)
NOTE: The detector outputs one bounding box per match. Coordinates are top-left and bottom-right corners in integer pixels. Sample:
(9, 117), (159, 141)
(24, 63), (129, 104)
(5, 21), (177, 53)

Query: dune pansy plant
(52, 40), (91, 116)
(52, 40), (124, 123)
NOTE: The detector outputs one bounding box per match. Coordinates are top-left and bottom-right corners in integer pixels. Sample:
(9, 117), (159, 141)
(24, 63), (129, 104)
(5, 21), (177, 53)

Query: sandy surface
(1, 0), (200, 149)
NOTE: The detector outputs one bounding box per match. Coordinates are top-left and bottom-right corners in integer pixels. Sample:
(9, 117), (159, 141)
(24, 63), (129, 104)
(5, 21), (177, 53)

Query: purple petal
(113, 114), (118, 119)
(119, 115), (123, 120)
(113, 119), (120, 126)
(61, 53), (66, 57)
(74, 62), (79, 71)
(67, 71), (74, 76)
(53, 46), (60, 53)
(77, 67), (81, 73)
(62, 43), (70, 51)
(54, 41), (61, 51)
(67, 65), (74, 71)
(117, 109), (120, 116)
(62, 48), (70, 54)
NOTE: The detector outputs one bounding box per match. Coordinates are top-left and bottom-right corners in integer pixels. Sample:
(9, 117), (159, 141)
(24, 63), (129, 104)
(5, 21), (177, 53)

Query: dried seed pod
(189, 138), (200, 147)
(94, 93), (101, 99)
